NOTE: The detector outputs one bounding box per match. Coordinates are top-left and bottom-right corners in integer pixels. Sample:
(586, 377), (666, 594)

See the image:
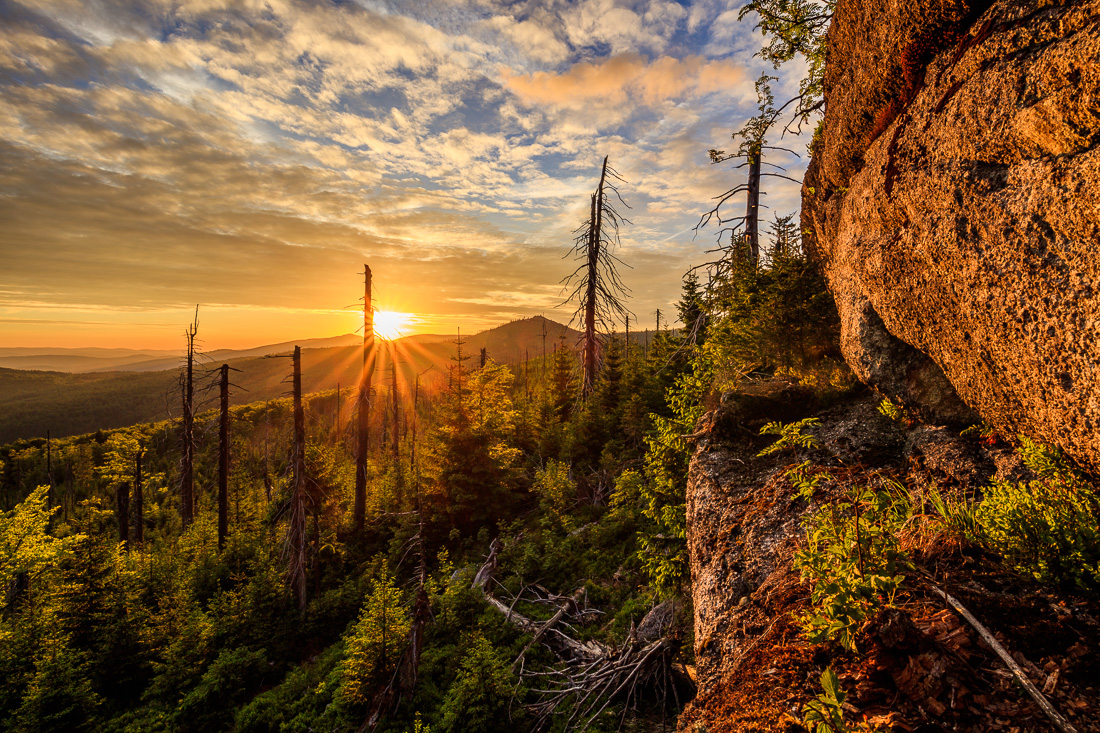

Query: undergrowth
(978, 437), (1100, 593)
(793, 484), (909, 651)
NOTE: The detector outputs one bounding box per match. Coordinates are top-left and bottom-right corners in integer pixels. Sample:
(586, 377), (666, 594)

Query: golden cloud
(503, 53), (747, 109)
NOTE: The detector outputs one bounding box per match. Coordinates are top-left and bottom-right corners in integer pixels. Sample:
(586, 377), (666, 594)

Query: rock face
(803, 0), (1100, 469)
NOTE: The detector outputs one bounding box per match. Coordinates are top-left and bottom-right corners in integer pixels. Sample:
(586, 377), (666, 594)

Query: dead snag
(284, 346), (309, 610)
(218, 363), (230, 551)
(180, 306), (198, 527)
(560, 155), (633, 398)
(133, 447), (144, 545)
(354, 264), (374, 535)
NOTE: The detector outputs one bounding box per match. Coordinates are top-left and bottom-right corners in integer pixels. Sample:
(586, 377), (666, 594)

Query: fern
(757, 417), (821, 457)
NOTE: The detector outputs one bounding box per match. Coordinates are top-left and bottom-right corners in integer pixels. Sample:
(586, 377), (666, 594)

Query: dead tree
(46, 430), (52, 518)
(389, 347), (400, 468)
(218, 363), (230, 551)
(561, 156), (633, 398)
(472, 543), (690, 731)
(117, 481), (130, 548)
(697, 78), (801, 273)
(180, 306), (198, 527)
(354, 265), (375, 535)
(285, 346), (309, 610)
(133, 447), (145, 545)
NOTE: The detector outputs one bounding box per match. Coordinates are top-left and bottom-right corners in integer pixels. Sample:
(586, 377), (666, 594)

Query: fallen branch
(512, 588), (585, 671)
(918, 568), (1078, 733)
(471, 544), (691, 731)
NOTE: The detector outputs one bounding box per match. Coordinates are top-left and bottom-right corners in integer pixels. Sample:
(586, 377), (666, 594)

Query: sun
(373, 310), (410, 341)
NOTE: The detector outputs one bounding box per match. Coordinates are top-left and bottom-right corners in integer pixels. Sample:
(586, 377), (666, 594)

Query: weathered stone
(803, 0), (1100, 469)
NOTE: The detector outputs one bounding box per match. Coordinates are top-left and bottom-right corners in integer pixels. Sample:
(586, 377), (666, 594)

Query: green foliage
(876, 398), (904, 424)
(0, 485), (80, 595)
(794, 487), (909, 650)
(737, 0), (836, 135)
(787, 462), (829, 500)
(702, 245), (843, 384)
(438, 634), (522, 733)
(924, 485), (981, 546)
(532, 460), (575, 530)
(758, 418), (821, 457)
(341, 570), (411, 706)
(425, 360), (521, 533)
(977, 438), (1100, 593)
(803, 668), (881, 733)
(175, 647), (269, 732)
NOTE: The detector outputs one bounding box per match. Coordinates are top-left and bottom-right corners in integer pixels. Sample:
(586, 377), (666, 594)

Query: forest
(0, 178), (846, 733)
(5, 0), (1100, 731)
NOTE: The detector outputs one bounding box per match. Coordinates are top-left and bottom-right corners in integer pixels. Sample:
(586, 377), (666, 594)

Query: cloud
(503, 53), (747, 110)
(0, 0), (815, 349)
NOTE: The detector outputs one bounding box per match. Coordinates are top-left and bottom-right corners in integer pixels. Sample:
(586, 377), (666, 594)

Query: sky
(0, 0), (811, 350)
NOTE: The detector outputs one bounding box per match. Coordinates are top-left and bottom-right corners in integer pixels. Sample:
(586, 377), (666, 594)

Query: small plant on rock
(794, 485), (909, 650)
(757, 417), (821, 457)
(803, 668), (882, 733)
(977, 437), (1100, 593)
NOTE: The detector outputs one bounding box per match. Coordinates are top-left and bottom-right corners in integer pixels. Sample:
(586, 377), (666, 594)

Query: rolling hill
(0, 316), (581, 444)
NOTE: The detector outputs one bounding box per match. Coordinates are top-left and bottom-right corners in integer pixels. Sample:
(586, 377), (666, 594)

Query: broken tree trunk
(354, 265), (374, 535)
(117, 481), (130, 548)
(286, 345), (309, 610)
(181, 308), (198, 527)
(133, 448), (144, 545)
(744, 143), (761, 266)
(582, 158), (608, 398)
(218, 363), (230, 551)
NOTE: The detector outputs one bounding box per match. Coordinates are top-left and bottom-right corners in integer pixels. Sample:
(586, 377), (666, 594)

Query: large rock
(803, 0), (1100, 469)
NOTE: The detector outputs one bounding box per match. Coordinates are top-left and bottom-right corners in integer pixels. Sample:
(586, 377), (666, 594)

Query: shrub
(757, 418), (820, 457)
(977, 438), (1100, 593)
(794, 486), (909, 650)
(438, 635), (522, 733)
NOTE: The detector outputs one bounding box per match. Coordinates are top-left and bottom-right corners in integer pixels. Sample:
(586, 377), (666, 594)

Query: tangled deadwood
(472, 542), (693, 731)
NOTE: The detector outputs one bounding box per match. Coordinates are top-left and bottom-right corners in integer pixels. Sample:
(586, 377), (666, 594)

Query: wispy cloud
(0, 0), (811, 349)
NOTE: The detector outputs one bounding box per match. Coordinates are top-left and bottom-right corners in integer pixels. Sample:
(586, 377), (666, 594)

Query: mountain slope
(0, 317), (583, 444)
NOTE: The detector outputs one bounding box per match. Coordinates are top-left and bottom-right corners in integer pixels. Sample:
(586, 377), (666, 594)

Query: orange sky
(0, 0), (811, 351)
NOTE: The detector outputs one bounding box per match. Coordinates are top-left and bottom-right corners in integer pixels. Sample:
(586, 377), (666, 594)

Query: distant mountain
(0, 334), (363, 374)
(0, 317), (583, 444)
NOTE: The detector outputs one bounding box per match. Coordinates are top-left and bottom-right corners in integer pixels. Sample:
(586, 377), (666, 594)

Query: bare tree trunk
(389, 346), (399, 467)
(133, 448), (144, 545)
(354, 265), (374, 535)
(582, 156), (609, 397)
(287, 345), (308, 609)
(218, 363), (230, 551)
(46, 430), (52, 516)
(181, 308), (197, 527)
(745, 144), (761, 266)
(117, 481), (130, 548)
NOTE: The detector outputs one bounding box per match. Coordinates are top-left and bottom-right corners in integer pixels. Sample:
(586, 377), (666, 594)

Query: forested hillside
(0, 318), (580, 445)
(0, 229), (849, 732)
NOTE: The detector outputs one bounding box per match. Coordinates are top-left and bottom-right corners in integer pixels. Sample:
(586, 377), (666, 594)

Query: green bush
(977, 438), (1100, 593)
(794, 486), (909, 650)
(438, 635), (522, 733)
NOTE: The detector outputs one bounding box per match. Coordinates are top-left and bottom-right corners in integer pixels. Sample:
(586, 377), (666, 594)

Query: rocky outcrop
(680, 380), (1100, 731)
(803, 0), (1100, 469)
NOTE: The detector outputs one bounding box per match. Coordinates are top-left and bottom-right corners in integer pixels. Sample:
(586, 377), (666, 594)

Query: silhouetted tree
(561, 156), (633, 397)
(355, 265), (374, 535)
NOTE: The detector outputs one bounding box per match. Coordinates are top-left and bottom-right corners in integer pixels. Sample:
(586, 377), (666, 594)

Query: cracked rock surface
(803, 0), (1100, 470)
